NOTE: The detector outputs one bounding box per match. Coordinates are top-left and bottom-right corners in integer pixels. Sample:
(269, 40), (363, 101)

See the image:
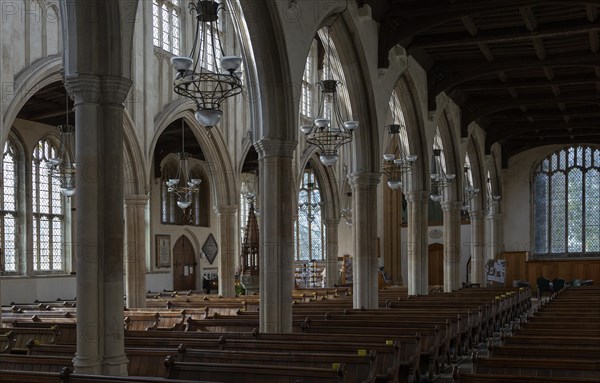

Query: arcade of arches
(1, 0), (599, 376)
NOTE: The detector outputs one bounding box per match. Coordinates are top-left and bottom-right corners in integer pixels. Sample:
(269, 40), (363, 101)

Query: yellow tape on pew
(332, 363), (340, 370)
(357, 349), (367, 356)
(386, 340), (394, 346)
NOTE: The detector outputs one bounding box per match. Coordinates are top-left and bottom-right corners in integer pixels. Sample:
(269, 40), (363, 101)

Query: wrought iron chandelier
(171, 0), (243, 127)
(430, 148), (455, 203)
(340, 191), (352, 225)
(46, 90), (76, 197)
(461, 165), (479, 212)
(165, 120), (202, 209)
(300, 26), (357, 166)
(381, 124), (417, 190)
(298, 177), (323, 223)
(486, 176), (501, 213)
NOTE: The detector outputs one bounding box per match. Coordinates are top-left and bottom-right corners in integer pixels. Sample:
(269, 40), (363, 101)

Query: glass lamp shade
(493, 195), (501, 201)
(60, 187), (76, 197)
(190, 179), (202, 186)
(446, 174), (456, 181)
(406, 155), (418, 163)
(220, 56), (242, 72)
(387, 178), (403, 190)
(177, 200), (192, 210)
(167, 179), (179, 187)
(383, 154), (395, 162)
(430, 194), (442, 202)
(314, 118), (330, 129)
(343, 121), (359, 131)
(171, 56), (193, 72)
(300, 125), (313, 134)
(319, 153), (339, 166)
(195, 109), (223, 127)
(46, 158), (61, 168)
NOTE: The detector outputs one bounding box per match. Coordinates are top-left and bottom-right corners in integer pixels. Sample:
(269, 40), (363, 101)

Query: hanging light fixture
(461, 165), (479, 212)
(298, 174), (323, 223)
(165, 120), (202, 209)
(382, 124), (417, 190)
(486, 176), (501, 213)
(430, 148), (455, 203)
(340, 191), (352, 225)
(171, 0), (243, 128)
(300, 26), (357, 166)
(46, 90), (76, 197)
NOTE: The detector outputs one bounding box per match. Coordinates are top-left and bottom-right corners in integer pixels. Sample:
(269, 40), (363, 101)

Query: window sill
(1, 273), (75, 279)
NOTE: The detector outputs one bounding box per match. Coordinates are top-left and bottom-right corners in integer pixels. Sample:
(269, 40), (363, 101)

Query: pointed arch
(152, 99), (237, 209)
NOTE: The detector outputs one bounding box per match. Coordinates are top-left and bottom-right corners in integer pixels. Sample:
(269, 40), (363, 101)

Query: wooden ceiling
(16, 82), (74, 127)
(359, 0), (600, 164)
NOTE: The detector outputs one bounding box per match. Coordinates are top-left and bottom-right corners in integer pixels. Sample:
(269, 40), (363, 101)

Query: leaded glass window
(153, 0), (181, 55)
(1, 140), (18, 272)
(32, 138), (64, 272)
(295, 170), (325, 261)
(533, 146), (600, 256)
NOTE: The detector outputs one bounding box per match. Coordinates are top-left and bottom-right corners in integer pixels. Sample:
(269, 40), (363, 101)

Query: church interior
(0, 0), (599, 381)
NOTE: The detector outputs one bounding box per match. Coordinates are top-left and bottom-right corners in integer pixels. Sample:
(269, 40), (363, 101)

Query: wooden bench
(0, 354), (72, 372)
(164, 357), (349, 382)
(0, 327), (58, 353)
(471, 356), (600, 379)
(176, 347), (378, 383)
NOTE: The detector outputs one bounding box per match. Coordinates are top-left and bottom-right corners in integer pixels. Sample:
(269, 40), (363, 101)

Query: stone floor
(433, 297), (541, 383)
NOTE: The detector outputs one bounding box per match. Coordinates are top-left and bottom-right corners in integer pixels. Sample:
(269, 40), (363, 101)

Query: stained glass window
(152, 0), (180, 55)
(533, 146), (600, 256)
(32, 139), (64, 271)
(1, 140), (18, 272)
(295, 170), (325, 261)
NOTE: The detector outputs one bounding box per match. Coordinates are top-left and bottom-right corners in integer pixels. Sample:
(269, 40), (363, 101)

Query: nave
(2, 285), (598, 383)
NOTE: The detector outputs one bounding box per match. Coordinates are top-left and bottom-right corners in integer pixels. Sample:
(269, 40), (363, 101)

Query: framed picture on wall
(155, 234), (171, 268)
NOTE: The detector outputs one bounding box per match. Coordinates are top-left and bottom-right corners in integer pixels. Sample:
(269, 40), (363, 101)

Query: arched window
(295, 169), (325, 261)
(533, 146), (600, 256)
(153, 0), (181, 55)
(1, 139), (18, 272)
(32, 138), (64, 272)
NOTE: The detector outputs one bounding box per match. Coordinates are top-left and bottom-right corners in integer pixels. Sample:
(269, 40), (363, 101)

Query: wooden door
(428, 243), (444, 287)
(172, 235), (196, 291)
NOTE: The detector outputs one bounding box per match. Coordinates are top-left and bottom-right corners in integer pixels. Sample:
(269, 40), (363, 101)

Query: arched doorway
(172, 235), (196, 291)
(428, 243), (444, 287)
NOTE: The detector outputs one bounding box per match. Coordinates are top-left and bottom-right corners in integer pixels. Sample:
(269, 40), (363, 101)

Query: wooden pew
(471, 356), (600, 379)
(164, 356), (349, 383)
(0, 354), (72, 372)
(0, 327), (58, 353)
(0, 331), (15, 354)
(176, 347), (378, 383)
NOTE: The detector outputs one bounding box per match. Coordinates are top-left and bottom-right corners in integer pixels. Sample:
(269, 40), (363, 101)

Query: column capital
(214, 205), (238, 216)
(469, 209), (485, 220)
(440, 200), (462, 212)
(255, 138), (297, 159)
(65, 74), (132, 106)
(404, 190), (430, 202)
(348, 171), (380, 189)
(486, 212), (503, 220)
(124, 195), (150, 207)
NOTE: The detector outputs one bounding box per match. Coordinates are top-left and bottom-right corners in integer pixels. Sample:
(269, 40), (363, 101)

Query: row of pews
(1, 286), (530, 383)
(454, 285), (600, 383)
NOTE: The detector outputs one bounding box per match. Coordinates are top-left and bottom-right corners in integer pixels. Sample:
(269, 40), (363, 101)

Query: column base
(102, 355), (129, 376)
(73, 356), (101, 375)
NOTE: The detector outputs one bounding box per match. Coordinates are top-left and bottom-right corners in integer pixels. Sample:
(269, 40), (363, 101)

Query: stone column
(324, 219), (340, 288)
(469, 209), (485, 285)
(215, 205), (237, 297)
(441, 201), (462, 292)
(66, 74), (131, 375)
(256, 139), (296, 333)
(124, 195), (148, 309)
(349, 172), (380, 309)
(383, 183), (403, 284)
(405, 191), (429, 296)
(487, 212), (503, 262)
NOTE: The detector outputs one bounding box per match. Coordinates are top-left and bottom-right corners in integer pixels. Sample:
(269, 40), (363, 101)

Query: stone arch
(152, 100), (237, 209)
(123, 111), (148, 196)
(2, 56), (62, 145)
(395, 74), (430, 192)
(297, 152), (340, 223)
(436, 107), (462, 202)
(465, 132), (486, 212)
